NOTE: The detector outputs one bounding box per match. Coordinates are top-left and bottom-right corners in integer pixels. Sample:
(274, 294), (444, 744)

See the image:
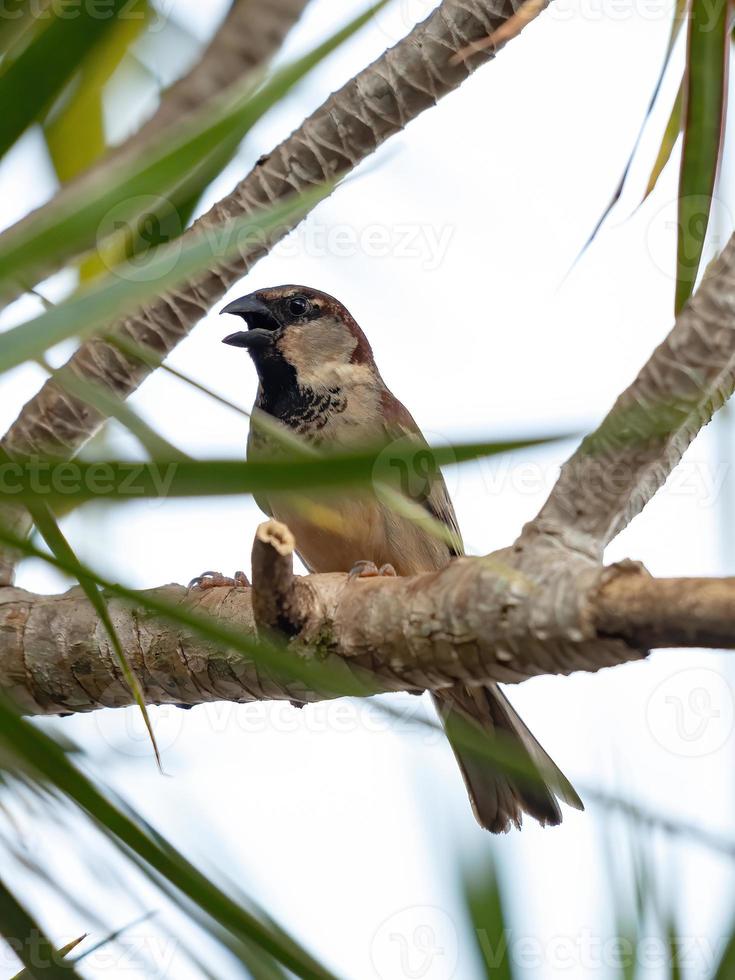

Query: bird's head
(220, 285), (375, 388)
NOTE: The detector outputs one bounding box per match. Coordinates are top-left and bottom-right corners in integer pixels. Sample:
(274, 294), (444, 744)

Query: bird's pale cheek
(277, 319), (357, 382)
(276, 326), (310, 363)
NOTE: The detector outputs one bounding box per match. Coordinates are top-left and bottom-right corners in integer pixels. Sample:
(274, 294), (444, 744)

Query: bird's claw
(347, 560), (397, 580)
(188, 570), (250, 591)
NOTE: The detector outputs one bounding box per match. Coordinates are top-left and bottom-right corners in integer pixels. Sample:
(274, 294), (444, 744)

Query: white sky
(1, 0), (735, 978)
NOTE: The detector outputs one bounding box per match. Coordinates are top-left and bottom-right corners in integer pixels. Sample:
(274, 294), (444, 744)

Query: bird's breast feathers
(248, 377), (452, 573)
(253, 365), (383, 446)
(268, 491), (451, 575)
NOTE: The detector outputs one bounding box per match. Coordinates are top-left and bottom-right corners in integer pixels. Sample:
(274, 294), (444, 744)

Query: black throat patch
(255, 377), (347, 440)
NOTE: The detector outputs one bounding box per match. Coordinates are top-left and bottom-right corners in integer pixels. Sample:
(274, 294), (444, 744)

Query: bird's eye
(288, 295), (310, 318)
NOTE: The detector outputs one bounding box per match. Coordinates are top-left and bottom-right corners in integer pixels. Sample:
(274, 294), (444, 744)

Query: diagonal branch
(0, 521), (732, 717)
(530, 236), (735, 556)
(0, 0), (519, 586)
(133, 0), (312, 140)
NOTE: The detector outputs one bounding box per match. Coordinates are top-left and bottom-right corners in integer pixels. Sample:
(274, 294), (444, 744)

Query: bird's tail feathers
(432, 683), (583, 833)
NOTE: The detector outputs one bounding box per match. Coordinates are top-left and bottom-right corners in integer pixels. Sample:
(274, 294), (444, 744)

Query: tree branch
(0, 0), (517, 585)
(531, 238), (735, 557)
(135, 0), (312, 139)
(251, 520), (309, 636)
(595, 572), (735, 650)
(0, 521), (732, 717)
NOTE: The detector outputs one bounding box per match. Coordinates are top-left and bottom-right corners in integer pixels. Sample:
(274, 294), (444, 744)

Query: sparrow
(216, 284), (583, 833)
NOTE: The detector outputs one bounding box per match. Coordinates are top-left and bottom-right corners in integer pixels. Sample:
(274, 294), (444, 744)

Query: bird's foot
(188, 570), (250, 591)
(347, 560), (397, 580)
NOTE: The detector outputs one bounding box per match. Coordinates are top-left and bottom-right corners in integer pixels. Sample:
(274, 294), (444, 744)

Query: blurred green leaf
(462, 858), (514, 980)
(713, 913), (735, 978)
(69, 912), (154, 966)
(0, 0), (131, 160)
(176, 904), (292, 980)
(37, 356), (187, 461)
(25, 498), (162, 768)
(377, 697), (575, 808)
(0, 1), (387, 299)
(603, 821), (635, 979)
(0, 697), (337, 980)
(11, 933), (86, 978)
(44, 0), (151, 283)
(676, 0), (728, 312)
(0, 0), (36, 56)
(665, 918), (682, 980)
(572, 0), (688, 260)
(0, 523), (379, 700)
(44, 0), (150, 184)
(0, 874), (82, 978)
(0, 437), (563, 506)
(0, 183), (332, 375)
(643, 82), (683, 201)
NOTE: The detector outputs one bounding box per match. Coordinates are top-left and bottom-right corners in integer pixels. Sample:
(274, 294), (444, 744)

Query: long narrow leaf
(713, 913), (735, 977)
(0, 437), (564, 506)
(0, 0), (36, 57)
(572, 0), (689, 261)
(0, 524), (379, 700)
(643, 81), (683, 201)
(599, 824), (638, 980)
(665, 918), (683, 980)
(0, 0), (131, 160)
(43, 0), (152, 284)
(0, 874), (83, 979)
(0, 697), (337, 980)
(462, 858), (514, 980)
(25, 499), (162, 768)
(43, 1), (151, 187)
(11, 934), (86, 979)
(37, 356), (187, 461)
(0, 183), (333, 375)
(0, 1), (387, 299)
(676, 0), (729, 312)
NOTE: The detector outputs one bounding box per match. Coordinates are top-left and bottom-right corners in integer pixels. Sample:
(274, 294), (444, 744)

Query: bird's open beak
(220, 295), (280, 330)
(221, 328), (274, 349)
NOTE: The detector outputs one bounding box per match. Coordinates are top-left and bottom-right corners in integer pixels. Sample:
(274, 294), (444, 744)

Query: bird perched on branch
(211, 284), (583, 833)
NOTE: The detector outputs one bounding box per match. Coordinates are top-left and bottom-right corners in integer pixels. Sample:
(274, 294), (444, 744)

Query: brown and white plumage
(222, 284), (583, 832)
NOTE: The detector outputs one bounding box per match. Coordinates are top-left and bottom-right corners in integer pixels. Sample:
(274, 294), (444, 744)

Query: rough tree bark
(134, 0), (313, 138)
(532, 257), (735, 555)
(0, 522), (732, 717)
(0, 0), (516, 585)
(0, 523), (733, 716)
